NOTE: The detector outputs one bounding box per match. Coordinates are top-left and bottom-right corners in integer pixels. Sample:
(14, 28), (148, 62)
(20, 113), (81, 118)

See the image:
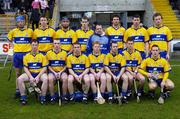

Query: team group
(7, 12), (174, 105)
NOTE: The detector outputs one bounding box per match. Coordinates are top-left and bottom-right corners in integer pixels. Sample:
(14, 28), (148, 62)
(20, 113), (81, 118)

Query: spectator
(30, 0), (40, 30)
(3, 0), (12, 11)
(48, 0), (55, 19)
(39, 0), (48, 16)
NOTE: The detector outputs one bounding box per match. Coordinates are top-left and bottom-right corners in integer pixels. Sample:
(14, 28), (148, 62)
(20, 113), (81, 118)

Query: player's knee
(68, 75), (74, 83)
(149, 82), (157, 90)
(166, 82), (174, 91)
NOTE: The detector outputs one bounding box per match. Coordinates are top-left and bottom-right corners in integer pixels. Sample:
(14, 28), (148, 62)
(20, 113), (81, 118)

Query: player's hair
(110, 41), (118, 47)
(151, 44), (159, 50)
(81, 16), (89, 21)
(31, 39), (39, 44)
(132, 14), (140, 19)
(73, 41), (81, 46)
(92, 41), (100, 46)
(126, 37), (134, 43)
(111, 15), (120, 21)
(95, 22), (102, 29)
(39, 15), (49, 24)
(152, 12), (163, 20)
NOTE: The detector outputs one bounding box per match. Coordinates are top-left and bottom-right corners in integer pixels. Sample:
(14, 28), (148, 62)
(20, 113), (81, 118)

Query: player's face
(112, 17), (120, 26)
(95, 25), (103, 35)
(31, 42), (38, 52)
(73, 44), (81, 55)
(154, 16), (162, 26)
(17, 20), (25, 28)
(93, 44), (100, 53)
(126, 41), (134, 50)
(40, 17), (48, 27)
(61, 20), (70, 29)
(81, 19), (89, 28)
(132, 17), (140, 27)
(111, 43), (118, 53)
(151, 47), (160, 57)
(53, 40), (60, 50)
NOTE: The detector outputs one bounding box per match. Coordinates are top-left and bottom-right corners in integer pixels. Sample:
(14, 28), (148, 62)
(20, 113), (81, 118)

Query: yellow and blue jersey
(104, 53), (126, 75)
(55, 28), (76, 52)
(23, 52), (48, 74)
(147, 26), (172, 51)
(122, 49), (142, 71)
(139, 57), (171, 79)
(46, 50), (67, 72)
(33, 27), (56, 52)
(124, 26), (149, 52)
(67, 54), (90, 75)
(75, 29), (94, 52)
(7, 28), (33, 52)
(105, 26), (125, 50)
(88, 53), (106, 72)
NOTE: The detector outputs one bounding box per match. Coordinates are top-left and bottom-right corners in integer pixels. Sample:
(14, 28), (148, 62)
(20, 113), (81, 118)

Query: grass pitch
(0, 60), (180, 119)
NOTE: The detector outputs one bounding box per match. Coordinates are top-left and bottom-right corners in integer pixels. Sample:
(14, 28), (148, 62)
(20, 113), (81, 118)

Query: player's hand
(30, 77), (35, 84)
(35, 76), (40, 84)
(166, 54), (170, 61)
(96, 72), (101, 81)
(160, 80), (166, 88)
(147, 73), (152, 78)
(113, 75), (117, 83)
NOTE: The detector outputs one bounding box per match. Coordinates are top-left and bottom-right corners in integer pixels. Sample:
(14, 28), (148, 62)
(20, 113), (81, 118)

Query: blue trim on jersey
(146, 66), (164, 73)
(37, 37), (53, 43)
(14, 37), (32, 44)
(49, 60), (66, 67)
(59, 38), (72, 44)
(131, 36), (145, 42)
(109, 35), (123, 42)
(150, 34), (167, 41)
(28, 62), (42, 69)
(126, 60), (138, 67)
(77, 38), (88, 45)
(90, 63), (103, 69)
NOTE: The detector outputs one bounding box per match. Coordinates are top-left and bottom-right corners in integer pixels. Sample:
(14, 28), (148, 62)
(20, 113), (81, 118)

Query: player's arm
(80, 68), (89, 77)
(90, 68), (97, 75)
(145, 42), (149, 57)
(36, 67), (47, 79)
(48, 66), (57, 75)
(117, 67), (125, 79)
(104, 66), (114, 77)
(24, 66), (34, 80)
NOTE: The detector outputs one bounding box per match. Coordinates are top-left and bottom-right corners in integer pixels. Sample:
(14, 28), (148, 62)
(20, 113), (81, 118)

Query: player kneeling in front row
(104, 42), (128, 104)
(88, 41), (106, 103)
(138, 45), (174, 104)
(123, 37), (145, 99)
(46, 39), (68, 104)
(18, 40), (48, 105)
(67, 42), (90, 104)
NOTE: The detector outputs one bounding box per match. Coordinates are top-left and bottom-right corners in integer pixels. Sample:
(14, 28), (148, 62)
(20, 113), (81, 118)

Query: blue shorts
(140, 51), (146, 60)
(31, 73), (39, 78)
(13, 52), (28, 68)
(118, 48), (123, 54)
(160, 51), (167, 59)
(155, 79), (163, 87)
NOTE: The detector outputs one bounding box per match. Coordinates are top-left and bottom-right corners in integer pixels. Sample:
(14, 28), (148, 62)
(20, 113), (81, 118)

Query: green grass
(0, 61), (180, 119)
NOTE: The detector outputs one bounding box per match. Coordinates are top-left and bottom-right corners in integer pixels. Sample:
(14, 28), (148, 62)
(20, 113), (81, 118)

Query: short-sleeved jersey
(147, 26), (173, 51)
(88, 53), (106, 72)
(33, 27), (56, 52)
(105, 26), (125, 49)
(23, 52), (48, 74)
(67, 54), (90, 75)
(123, 49), (142, 71)
(46, 50), (67, 72)
(139, 57), (171, 79)
(104, 53), (126, 75)
(124, 26), (149, 52)
(55, 28), (76, 52)
(7, 28), (33, 52)
(75, 29), (94, 52)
